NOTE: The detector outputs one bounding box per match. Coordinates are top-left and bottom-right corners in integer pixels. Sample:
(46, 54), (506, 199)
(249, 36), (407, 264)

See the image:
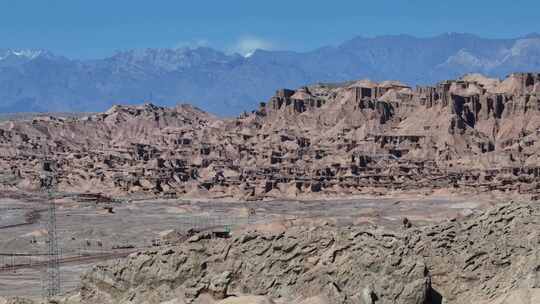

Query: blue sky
(1, 0), (539, 58)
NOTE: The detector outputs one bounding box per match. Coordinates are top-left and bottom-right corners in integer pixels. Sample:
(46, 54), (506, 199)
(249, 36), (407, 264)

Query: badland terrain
(0, 72), (539, 303)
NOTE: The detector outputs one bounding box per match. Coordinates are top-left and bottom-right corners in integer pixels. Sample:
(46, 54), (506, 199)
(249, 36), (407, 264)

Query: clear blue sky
(1, 0), (539, 58)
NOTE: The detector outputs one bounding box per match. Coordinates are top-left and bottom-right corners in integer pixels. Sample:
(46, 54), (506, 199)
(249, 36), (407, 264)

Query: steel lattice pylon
(41, 159), (61, 299)
(46, 189), (61, 298)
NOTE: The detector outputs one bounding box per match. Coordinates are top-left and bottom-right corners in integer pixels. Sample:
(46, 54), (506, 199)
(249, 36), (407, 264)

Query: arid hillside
(1, 73), (540, 200)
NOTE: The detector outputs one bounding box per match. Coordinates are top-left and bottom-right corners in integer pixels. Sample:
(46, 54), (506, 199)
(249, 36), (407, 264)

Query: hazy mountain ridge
(1, 33), (540, 115)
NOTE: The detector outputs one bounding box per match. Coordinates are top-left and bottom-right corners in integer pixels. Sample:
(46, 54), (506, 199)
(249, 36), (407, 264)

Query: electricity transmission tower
(41, 159), (61, 298)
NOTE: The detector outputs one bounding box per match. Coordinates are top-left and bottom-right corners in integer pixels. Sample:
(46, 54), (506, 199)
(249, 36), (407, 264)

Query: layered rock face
(1, 73), (540, 198)
(68, 201), (539, 304)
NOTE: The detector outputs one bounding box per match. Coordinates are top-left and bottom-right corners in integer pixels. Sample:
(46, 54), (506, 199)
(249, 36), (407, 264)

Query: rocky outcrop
(413, 203), (540, 303)
(0, 298), (36, 304)
(71, 201), (539, 304)
(78, 226), (431, 304)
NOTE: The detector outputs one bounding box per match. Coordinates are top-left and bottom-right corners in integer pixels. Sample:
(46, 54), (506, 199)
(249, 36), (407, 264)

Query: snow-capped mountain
(0, 49), (46, 60)
(0, 33), (539, 115)
(0, 49), (59, 67)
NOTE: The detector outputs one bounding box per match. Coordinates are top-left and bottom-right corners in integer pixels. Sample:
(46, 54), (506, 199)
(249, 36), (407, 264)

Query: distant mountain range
(1, 33), (540, 116)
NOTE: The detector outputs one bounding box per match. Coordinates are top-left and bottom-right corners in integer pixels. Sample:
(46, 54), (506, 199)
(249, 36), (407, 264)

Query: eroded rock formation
(1, 73), (540, 199)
